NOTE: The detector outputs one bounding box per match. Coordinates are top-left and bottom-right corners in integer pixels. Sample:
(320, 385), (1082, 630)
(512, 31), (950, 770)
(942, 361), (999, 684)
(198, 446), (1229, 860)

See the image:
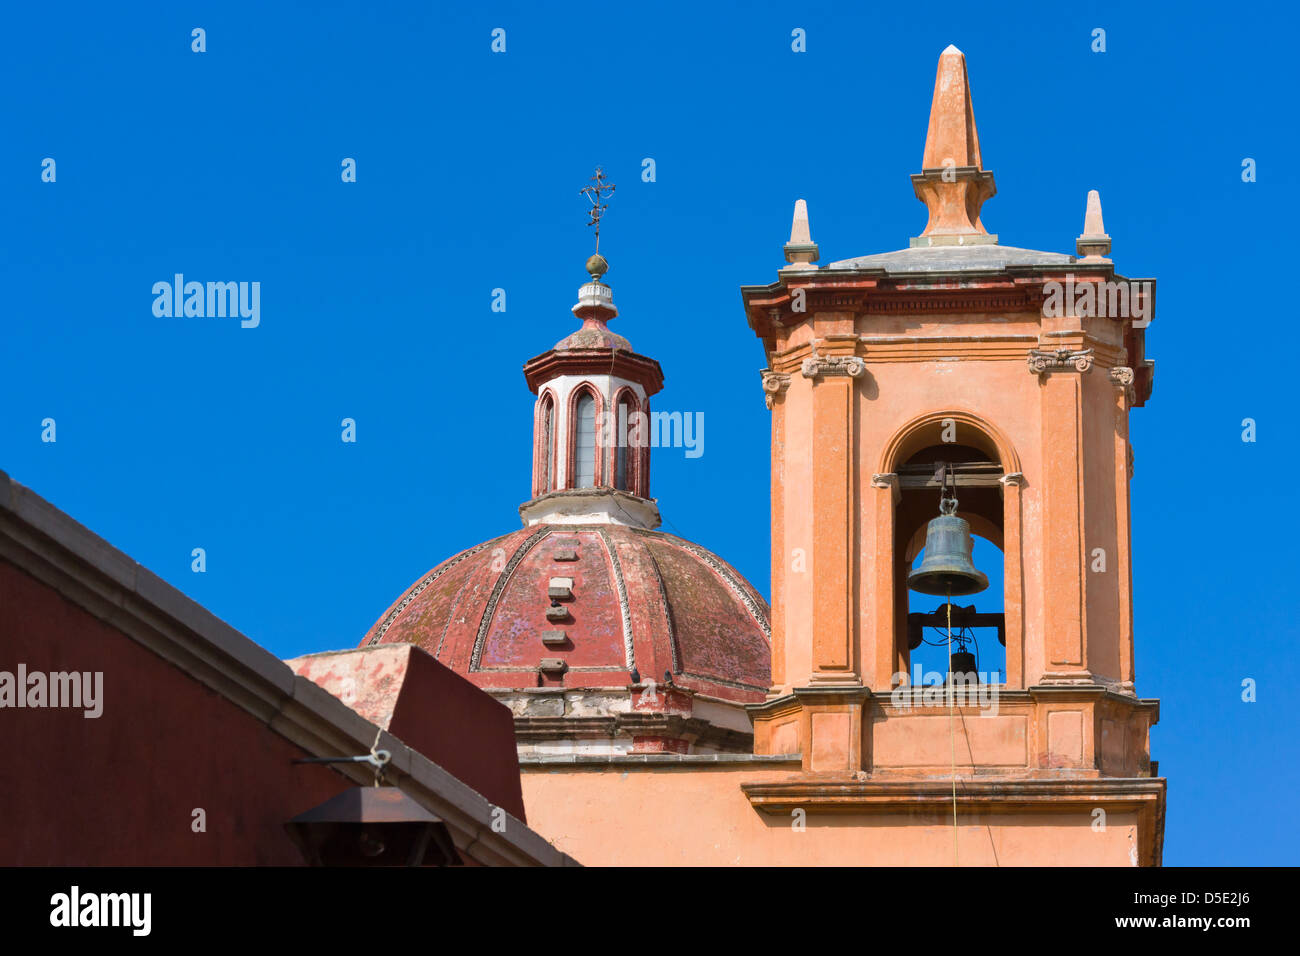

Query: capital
(802, 355), (865, 379)
(1110, 366), (1136, 403)
(1028, 348), (1093, 375)
(760, 369), (792, 409)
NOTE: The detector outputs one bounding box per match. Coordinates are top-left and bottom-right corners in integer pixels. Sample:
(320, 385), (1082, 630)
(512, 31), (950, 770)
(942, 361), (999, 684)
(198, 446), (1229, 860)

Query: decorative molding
(741, 778), (1167, 814)
(596, 526), (637, 672)
(1111, 366), (1136, 404)
(871, 472), (900, 504)
(518, 752), (797, 767)
(739, 778), (1165, 865)
(805, 293), (864, 311)
(519, 487), (661, 531)
(640, 542), (681, 674)
(801, 355), (865, 379)
(523, 349), (664, 397)
(1027, 347), (1093, 375)
(767, 341), (816, 376)
(999, 472), (1025, 486)
(863, 291), (1031, 314)
(513, 714), (755, 754)
(855, 336), (1033, 365)
(760, 369), (792, 409)
(879, 409), (1023, 476)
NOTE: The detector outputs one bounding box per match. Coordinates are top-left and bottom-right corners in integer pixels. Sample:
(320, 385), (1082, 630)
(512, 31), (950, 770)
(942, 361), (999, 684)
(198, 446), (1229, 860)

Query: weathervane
(580, 167), (616, 254)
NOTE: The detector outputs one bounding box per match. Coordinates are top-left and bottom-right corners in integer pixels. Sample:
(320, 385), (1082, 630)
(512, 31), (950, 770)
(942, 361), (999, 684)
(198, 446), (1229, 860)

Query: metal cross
(580, 167), (616, 252)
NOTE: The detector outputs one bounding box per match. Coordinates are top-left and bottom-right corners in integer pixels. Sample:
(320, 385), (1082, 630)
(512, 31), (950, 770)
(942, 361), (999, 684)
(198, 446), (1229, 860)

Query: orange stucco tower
(492, 47), (1165, 866)
(739, 45), (1165, 863)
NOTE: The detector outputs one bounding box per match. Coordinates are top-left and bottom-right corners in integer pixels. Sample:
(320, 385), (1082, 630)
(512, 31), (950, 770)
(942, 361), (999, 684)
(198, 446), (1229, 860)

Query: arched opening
(573, 390), (598, 489)
(537, 392), (555, 495)
(896, 443), (1006, 686)
(871, 410), (1024, 692)
(612, 389), (636, 494)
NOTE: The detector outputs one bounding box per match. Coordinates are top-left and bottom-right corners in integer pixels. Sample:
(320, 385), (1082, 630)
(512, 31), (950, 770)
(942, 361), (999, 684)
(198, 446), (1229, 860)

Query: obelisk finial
(1076, 189), (1112, 259)
(921, 45), (983, 170)
(911, 46), (998, 247)
(783, 199), (819, 270)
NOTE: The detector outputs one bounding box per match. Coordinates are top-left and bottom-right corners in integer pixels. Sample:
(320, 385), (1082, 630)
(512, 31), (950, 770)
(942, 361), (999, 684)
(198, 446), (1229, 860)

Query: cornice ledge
(513, 715), (618, 739)
(746, 692), (802, 720)
(519, 752), (801, 767)
(1027, 683), (1159, 715)
(518, 488), (661, 530)
(792, 684), (872, 703)
(741, 777), (1168, 814)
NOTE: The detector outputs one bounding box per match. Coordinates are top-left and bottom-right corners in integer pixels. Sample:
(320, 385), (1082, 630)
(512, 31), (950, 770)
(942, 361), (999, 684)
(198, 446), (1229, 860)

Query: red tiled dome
(361, 524), (771, 703)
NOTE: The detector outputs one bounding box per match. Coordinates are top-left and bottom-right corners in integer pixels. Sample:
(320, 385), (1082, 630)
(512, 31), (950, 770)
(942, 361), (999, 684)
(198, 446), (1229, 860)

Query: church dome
(358, 209), (772, 754)
(361, 522), (771, 703)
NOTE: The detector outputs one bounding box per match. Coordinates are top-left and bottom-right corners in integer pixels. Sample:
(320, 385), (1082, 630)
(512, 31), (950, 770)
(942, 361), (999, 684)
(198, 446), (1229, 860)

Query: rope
(947, 585), (958, 867)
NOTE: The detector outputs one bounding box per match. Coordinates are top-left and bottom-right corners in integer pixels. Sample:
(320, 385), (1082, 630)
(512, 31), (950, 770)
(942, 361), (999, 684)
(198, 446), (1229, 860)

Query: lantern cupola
(520, 253), (664, 528)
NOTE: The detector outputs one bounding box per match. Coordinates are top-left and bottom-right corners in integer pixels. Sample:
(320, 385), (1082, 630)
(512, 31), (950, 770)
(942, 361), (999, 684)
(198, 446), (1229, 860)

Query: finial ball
(586, 253), (609, 280)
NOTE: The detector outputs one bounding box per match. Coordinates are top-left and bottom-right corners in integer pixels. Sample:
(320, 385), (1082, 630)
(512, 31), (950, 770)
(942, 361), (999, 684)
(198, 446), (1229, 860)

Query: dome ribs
(639, 533), (771, 696)
(472, 529), (625, 680)
(620, 529), (681, 682)
(654, 533), (772, 641)
(361, 525), (770, 704)
(433, 572), (480, 662)
(594, 527), (637, 673)
(434, 532), (537, 671)
(469, 526), (551, 671)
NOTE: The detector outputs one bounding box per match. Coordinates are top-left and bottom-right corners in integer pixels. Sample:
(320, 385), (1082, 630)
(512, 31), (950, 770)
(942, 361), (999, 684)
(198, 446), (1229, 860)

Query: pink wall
(522, 767), (1141, 866)
(1, 558), (383, 864)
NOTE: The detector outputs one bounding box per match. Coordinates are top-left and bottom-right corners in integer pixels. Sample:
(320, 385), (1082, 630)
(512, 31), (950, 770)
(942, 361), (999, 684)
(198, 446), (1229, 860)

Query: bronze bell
(908, 496), (988, 597)
(948, 649), (978, 685)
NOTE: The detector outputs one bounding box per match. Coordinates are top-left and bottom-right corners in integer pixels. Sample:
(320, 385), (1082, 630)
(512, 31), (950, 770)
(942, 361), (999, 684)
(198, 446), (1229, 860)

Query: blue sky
(2, 1), (1296, 865)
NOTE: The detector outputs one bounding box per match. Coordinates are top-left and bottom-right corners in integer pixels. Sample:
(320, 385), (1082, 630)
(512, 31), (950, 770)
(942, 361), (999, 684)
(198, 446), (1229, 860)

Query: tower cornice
(522, 348), (664, 396)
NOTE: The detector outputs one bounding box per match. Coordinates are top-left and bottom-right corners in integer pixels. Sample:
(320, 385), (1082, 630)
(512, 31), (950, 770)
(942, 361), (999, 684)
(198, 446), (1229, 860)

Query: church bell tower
(740, 46), (1164, 865)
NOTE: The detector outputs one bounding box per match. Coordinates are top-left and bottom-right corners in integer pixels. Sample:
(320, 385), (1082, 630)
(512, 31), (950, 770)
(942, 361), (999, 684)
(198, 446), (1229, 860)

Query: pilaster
(803, 337), (863, 684)
(1110, 367), (1137, 691)
(1030, 348), (1093, 683)
(870, 473), (902, 691)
